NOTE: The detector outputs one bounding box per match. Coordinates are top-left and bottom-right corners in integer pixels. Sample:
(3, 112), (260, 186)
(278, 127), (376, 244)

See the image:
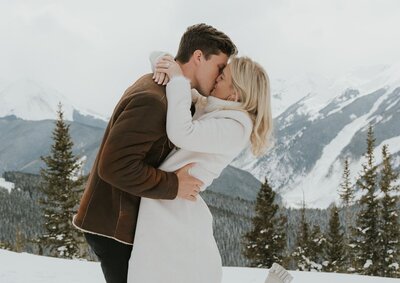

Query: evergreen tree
(378, 144), (400, 278)
(338, 157), (356, 270)
(325, 205), (346, 272)
(309, 225), (326, 271)
(243, 178), (287, 268)
(353, 124), (381, 275)
(291, 201), (320, 271)
(0, 240), (12, 250)
(38, 103), (85, 259)
(14, 225), (26, 253)
(339, 157), (355, 233)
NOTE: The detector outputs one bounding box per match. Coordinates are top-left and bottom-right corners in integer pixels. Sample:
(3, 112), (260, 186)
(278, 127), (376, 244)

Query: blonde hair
(228, 56), (274, 156)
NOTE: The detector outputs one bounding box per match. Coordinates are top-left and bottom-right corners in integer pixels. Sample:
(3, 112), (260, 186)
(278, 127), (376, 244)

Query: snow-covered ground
(0, 250), (398, 283)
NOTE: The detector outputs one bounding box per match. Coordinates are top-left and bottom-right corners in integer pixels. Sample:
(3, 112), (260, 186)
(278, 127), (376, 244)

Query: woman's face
(210, 64), (239, 101)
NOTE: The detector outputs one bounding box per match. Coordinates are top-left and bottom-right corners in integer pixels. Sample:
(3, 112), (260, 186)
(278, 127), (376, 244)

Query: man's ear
(192, 50), (204, 66)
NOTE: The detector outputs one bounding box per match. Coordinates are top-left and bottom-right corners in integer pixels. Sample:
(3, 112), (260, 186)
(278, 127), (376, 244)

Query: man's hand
(175, 163), (203, 201)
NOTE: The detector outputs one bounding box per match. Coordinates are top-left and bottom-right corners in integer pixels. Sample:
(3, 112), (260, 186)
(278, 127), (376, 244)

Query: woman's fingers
(153, 56), (182, 84)
(160, 54), (174, 62)
(162, 76), (170, 85)
(156, 61), (172, 69)
(153, 72), (170, 85)
(153, 71), (165, 84)
(157, 73), (166, 84)
(154, 71), (161, 83)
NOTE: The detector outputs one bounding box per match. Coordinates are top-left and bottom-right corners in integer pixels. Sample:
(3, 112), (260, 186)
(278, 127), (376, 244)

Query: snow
(270, 61), (400, 123)
(1, 250), (399, 283)
(281, 88), (395, 208)
(364, 259), (373, 269)
(0, 79), (75, 121)
(0, 177), (15, 193)
(70, 156), (87, 181)
(270, 72), (332, 118)
(0, 79), (108, 122)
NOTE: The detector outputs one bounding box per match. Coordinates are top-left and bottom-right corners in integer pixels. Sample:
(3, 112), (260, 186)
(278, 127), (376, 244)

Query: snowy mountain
(270, 63), (400, 118)
(0, 115), (105, 175)
(0, 78), (108, 123)
(0, 250), (398, 283)
(233, 62), (400, 208)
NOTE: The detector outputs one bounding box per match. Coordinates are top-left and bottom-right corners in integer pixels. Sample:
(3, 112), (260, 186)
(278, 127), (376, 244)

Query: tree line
(243, 124), (399, 278)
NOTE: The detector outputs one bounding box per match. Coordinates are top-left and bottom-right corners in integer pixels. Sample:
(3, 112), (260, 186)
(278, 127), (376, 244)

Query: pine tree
(0, 240), (12, 250)
(243, 178), (287, 268)
(378, 144), (400, 278)
(38, 103), (85, 259)
(291, 201), (317, 271)
(338, 157), (356, 270)
(14, 225), (26, 253)
(339, 157), (355, 233)
(309, 225), (327, 271)
(353, 124), (381, 275)
(325, 205), (346, 272)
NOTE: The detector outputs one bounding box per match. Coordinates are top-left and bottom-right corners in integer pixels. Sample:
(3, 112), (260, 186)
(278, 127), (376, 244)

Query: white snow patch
(0, 178), (15, 193)
(381, 115), (393, 123)
(385, 99), (399, 112)
(364, 259), (373, 269)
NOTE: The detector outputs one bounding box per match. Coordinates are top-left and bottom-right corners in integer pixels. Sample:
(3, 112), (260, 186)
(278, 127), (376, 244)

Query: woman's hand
(153, 55), (183, 85)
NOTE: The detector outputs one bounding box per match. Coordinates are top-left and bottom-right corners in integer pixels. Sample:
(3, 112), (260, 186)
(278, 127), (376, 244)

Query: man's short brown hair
(175, 23), (237, 63)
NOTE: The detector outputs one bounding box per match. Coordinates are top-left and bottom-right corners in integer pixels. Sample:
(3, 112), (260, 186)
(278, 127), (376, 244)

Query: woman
(128, 54), (276, 283)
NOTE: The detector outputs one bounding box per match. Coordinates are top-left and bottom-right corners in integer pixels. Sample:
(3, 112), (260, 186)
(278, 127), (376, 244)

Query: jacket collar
(204, 96), (242, 113)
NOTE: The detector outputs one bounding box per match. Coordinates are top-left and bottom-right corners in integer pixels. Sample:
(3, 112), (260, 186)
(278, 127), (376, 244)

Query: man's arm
(97, 93), (178, 200)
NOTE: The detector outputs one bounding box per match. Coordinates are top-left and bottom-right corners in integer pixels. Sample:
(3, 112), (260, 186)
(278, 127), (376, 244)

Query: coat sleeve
(165, 77), (252, 154)
(98, 93), (178, 199)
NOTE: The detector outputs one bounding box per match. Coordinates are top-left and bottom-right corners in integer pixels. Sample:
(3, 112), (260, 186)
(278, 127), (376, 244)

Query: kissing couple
(73, 23), (293, 283)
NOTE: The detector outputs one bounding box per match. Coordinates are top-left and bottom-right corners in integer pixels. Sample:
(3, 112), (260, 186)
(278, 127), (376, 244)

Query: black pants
(85, 233), (133, 283)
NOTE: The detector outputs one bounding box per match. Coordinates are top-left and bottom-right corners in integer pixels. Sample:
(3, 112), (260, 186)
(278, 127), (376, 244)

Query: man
(73, 23), (237, 283)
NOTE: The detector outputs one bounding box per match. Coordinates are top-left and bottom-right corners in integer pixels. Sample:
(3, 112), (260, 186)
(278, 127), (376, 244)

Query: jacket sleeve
(165, 77), (252, 154)
(98, 93), (178, 199)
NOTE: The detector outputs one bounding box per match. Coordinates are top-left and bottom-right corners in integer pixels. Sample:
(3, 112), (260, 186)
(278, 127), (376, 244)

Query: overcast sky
(1, 0), (399, 116)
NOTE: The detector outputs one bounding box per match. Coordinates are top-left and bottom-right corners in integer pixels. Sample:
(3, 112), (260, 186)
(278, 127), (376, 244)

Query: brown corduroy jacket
(73, 74), (179, 245)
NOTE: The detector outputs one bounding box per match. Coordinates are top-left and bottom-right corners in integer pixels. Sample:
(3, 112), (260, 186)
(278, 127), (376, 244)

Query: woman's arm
(165, 76), (251, 154)
(153, 55), (252, 154)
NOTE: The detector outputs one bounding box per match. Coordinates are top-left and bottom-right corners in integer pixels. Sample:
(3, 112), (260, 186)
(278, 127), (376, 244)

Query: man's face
(195, 53), (229, 96)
